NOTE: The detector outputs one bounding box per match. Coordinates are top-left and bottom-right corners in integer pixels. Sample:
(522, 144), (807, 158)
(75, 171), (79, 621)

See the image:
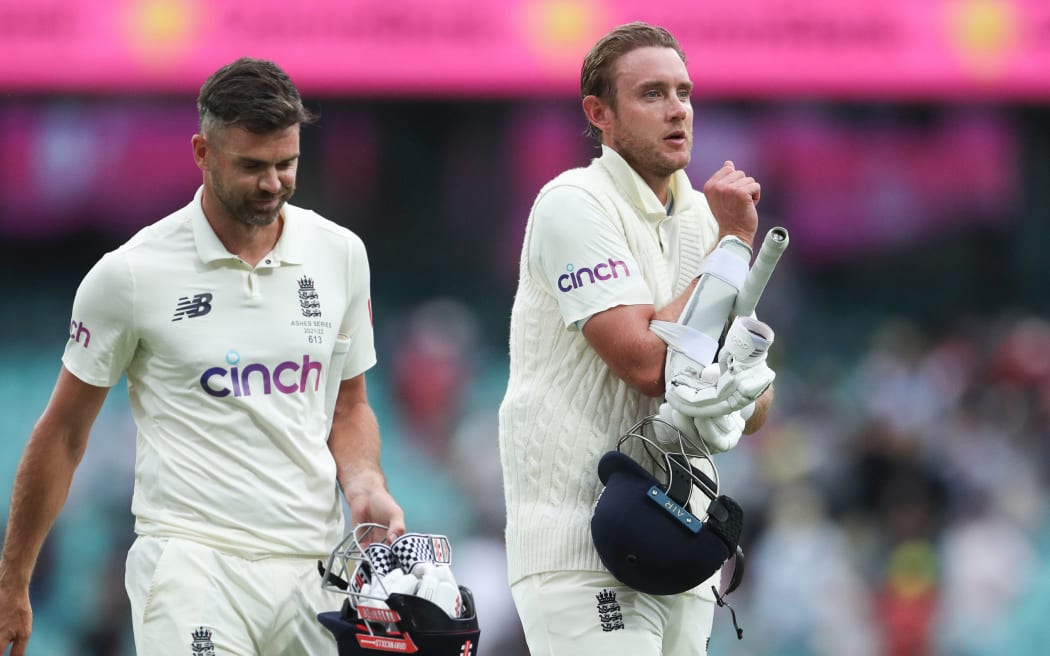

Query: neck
(648, 178), (671, 206)
(634, 171), (671, 206)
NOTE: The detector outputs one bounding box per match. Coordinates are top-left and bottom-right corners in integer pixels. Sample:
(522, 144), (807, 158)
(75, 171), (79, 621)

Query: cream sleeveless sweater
(499, 148), (720, 583)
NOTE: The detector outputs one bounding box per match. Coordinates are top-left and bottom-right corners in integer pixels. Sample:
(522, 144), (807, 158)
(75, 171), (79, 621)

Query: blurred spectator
(390, 299), (481, 462)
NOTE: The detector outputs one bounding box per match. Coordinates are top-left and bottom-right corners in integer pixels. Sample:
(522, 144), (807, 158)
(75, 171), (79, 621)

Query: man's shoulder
(285, 203), (359, 240)
(542, 158), (609, 191)
(533, 159), (620, 215)
(109, 203), (194, 258)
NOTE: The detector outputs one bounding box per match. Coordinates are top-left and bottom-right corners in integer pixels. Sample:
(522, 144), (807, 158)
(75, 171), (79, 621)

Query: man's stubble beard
(612, 130), (692, 181)
(213, 176), (295, 228)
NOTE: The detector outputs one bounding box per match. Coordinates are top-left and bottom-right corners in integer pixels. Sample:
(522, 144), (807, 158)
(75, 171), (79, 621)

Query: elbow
(624, 363), (666, 398)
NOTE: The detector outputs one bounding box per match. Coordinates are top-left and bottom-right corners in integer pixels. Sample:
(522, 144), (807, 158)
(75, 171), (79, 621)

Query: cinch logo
(69, 320), (91, 348)
(557, 258), (631, 293)
(200, 350), (322, 398)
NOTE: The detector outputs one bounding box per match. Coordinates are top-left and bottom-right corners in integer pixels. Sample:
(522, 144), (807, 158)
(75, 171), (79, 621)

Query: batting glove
(413, 563), (463, 619)
(667, 317), (775, 419)
(360, 568), (419, 608)
(656, 401), (703, 446)
(693, 410), (746, 453)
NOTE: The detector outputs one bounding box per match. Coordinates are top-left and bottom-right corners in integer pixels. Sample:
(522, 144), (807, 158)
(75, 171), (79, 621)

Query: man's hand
(0, 582), (32, 656)
(657, 400), (746, 454)
(692, 411), (747, 453)
(703, 161), (760, 246)
(665, 361), (772, 419)
(344, 475), (406, 545)
(666, 316), (775, 419)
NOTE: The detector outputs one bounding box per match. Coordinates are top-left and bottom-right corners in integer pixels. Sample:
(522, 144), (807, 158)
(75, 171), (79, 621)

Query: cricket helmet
(590, 415), (746, 597)
(319, 524), (481, 656)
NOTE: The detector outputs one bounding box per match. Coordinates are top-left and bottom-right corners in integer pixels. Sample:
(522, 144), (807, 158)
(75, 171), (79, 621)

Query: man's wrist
(717, 231), (755, 249)
(0, 564), (31, 590)
(713, 231), (755, 249)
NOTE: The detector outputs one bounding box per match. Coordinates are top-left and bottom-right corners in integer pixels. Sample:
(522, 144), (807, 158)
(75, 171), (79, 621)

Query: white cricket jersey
(528, 165), (685, 329)
(62, 187), (376, 559)
(500, 146), (719, 584)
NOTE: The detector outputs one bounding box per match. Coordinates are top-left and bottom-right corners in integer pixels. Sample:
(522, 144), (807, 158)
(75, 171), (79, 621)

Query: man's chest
(133, 265), (349, 371)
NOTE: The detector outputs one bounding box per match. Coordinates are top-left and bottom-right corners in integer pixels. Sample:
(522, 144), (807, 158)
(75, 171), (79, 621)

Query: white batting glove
(360, 568), (419, 608)
(655, 402), (703, 446)
(667, 317), (775, 419)
(658, 398), (748, 453)
(413, 563), (463, 618)
(719, 315), (774, 373)
(667, 361), (760, 417)
(693, 410), (746, 453)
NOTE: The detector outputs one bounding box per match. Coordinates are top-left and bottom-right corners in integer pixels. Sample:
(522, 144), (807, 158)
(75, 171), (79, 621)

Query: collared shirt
(499, 145), (720, 584)
(528, 145), (696, 329)
(62, 186), (375, 559)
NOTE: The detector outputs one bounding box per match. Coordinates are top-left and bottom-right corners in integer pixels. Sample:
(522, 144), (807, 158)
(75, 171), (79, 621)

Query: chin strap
(711, 543), (747, 640)
(712, 585), (744, 640)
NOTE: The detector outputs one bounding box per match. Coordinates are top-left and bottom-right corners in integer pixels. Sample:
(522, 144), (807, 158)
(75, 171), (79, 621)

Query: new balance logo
(173, 293), (214, 321)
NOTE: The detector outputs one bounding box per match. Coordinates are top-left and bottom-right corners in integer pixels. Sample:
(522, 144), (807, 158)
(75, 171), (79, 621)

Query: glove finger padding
(693, 411), (746, 453)
(720, 316), (774, 371)
(667, 316), (776, 419)
(656, 402), (703, 446)
(666, 364), (751, 418)
(360, 568), (419, 608)
(413, 563), (463, 619)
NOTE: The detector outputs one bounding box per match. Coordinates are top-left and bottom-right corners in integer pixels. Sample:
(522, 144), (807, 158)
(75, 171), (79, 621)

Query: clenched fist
(703, 161), (760, 246)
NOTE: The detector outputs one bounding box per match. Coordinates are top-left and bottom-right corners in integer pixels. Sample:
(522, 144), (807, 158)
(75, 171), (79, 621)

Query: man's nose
(258, 167), (281, 193)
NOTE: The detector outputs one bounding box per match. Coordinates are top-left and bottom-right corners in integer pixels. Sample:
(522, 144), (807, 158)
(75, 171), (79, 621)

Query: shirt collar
(190, 186), (306, 265)
(597, 145), (695, 221)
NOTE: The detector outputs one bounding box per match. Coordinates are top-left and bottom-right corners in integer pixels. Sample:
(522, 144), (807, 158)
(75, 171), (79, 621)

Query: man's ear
(191, 133), (209, 171)
(582, 95), (612, 137)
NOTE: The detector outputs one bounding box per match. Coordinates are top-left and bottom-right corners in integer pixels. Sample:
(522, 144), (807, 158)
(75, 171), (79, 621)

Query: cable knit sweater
(499, 147), (720, 583)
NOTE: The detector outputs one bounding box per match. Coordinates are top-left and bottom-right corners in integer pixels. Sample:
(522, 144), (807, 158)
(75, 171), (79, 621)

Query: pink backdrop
(2, 0), (1048, 98)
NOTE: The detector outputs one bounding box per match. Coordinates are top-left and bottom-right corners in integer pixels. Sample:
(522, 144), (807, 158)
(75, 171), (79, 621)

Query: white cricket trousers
(125, 535), (343, 655)
(511, 569), (717, 656)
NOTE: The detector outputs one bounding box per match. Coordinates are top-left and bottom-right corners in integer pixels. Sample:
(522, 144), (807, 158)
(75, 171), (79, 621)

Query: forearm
(0, 426), (84, 589)
(654, 278), (699, 325)
(743, 385), (773, 435)
(584, 279), (700, 397)
(326, 375), (404, 537)
(328, 401), (386, 494)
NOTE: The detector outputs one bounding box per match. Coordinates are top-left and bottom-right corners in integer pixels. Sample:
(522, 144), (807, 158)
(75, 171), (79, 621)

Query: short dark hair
(580, 22), (686, 140)
(197, 57), (316, 136)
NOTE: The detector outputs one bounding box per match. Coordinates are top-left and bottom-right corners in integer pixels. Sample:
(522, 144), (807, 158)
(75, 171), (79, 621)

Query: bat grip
(734, 227), (789, 317)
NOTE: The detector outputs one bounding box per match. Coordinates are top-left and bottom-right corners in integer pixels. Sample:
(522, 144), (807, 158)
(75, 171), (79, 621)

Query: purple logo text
(557, 258), (631, 293)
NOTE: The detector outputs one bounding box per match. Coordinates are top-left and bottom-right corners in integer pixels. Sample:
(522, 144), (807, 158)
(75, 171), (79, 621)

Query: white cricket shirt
(528, 146), (688, 329)
(62, 187), (376, 559)
(500, 146), (720, 584)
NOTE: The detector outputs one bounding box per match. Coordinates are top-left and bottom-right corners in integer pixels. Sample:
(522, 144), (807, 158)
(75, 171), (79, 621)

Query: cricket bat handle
(734, 227), (789, 317)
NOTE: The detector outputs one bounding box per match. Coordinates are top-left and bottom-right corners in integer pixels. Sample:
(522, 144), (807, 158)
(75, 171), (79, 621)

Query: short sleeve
(61, 251), (138, 387)
(528, 185), (653, 328)
(340, 233), (378, 379)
